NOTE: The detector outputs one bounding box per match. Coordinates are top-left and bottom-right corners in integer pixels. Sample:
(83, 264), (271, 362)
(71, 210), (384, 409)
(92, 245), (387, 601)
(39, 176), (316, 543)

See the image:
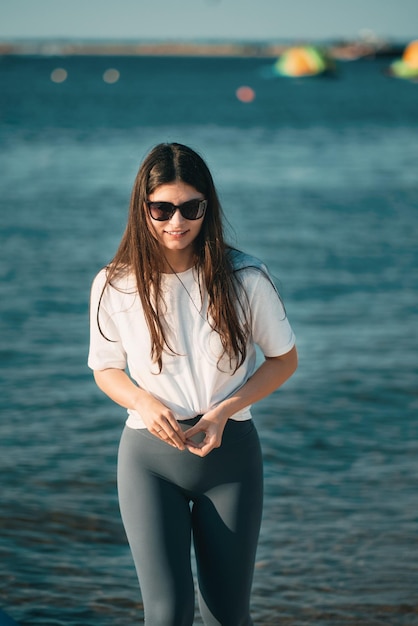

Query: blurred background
(1, 1), (417, 624)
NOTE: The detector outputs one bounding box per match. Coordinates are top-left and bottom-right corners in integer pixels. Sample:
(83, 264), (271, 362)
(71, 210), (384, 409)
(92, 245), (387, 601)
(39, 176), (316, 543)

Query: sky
(1, 0), (417, 42)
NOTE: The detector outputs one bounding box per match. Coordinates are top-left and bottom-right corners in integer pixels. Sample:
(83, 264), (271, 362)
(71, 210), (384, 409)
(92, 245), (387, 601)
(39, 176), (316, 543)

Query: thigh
(117, 426), (195, 625)
(192, 421), (263, 625)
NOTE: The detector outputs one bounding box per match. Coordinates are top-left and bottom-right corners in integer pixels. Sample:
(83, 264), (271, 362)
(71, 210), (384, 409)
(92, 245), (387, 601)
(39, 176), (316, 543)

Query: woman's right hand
(138, 393), (187, 450)
(93, 368), (186, 450)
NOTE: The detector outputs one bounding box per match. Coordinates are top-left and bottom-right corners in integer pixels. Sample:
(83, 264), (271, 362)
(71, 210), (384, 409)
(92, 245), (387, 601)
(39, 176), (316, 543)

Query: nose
(169, 207), (186, 224)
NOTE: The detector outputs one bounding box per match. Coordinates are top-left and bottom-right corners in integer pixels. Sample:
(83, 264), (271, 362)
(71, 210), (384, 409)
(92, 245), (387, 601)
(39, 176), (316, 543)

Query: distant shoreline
(0, 38), (406, 60)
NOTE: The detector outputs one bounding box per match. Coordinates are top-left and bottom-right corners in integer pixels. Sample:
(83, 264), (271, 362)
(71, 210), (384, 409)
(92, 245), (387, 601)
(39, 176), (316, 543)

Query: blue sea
(0, 54), (417, 625)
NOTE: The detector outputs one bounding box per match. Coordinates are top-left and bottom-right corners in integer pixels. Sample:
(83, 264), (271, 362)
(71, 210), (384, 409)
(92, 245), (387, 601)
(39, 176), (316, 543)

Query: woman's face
(146, 180), (206, 269)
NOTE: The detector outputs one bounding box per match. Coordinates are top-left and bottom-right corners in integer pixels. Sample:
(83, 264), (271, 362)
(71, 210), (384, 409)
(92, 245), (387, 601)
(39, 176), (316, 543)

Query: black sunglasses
(146, 199), (207, 221)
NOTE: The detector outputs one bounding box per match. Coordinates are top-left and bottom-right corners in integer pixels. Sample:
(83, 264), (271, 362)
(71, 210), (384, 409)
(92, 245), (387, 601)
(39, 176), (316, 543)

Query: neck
(163, 250), (196, 274)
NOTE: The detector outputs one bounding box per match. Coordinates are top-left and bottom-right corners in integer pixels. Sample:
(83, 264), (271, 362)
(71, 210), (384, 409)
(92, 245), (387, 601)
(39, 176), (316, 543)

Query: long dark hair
(101, 142), (249, 372)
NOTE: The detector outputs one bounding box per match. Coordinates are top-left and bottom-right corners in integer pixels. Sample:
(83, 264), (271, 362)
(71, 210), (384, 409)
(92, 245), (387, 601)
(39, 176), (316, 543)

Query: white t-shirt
(88, 253), (295, 429)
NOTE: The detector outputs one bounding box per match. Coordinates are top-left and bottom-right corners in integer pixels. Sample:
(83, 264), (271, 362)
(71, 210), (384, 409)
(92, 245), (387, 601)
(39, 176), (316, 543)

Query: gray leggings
(117, 417), (263, 626)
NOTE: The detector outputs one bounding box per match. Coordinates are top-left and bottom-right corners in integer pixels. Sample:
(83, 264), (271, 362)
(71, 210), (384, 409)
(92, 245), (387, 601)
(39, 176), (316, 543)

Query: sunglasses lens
(148, 202), (173, 221)
(180, 199), (205, 220)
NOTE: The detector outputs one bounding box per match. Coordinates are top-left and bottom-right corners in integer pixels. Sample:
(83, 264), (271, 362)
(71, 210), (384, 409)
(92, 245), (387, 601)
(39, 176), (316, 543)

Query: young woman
(88, 143), (297, 625)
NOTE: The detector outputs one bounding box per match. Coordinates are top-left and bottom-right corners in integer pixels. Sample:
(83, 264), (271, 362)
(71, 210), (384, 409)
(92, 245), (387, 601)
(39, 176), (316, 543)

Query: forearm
(183, 345), (298, 457)
(217, 345), (298, 421)
(93, 368), (146, 412)
(93, 368), (187, 448)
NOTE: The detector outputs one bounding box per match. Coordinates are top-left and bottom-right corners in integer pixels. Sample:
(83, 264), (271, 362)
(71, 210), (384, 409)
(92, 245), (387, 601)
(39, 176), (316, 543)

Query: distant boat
(271, 45), (336, 78)
(387, 40), (418, 80)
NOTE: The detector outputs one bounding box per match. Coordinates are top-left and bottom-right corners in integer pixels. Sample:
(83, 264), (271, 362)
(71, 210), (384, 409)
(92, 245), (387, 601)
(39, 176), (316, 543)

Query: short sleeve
(87, 270), (128, 371)
(248, 270), (296, 357)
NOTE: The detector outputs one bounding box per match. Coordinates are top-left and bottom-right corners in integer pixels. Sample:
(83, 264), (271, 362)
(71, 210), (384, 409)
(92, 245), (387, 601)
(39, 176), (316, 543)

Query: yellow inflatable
(273, 46), (335, 77)
(388, 40), (418, 80)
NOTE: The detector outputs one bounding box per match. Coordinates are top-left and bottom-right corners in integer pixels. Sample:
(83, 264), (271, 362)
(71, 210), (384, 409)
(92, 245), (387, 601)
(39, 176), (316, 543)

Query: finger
(182, 425), (201, 438)
(169, 431), (186, 449)
(183, 426), (206, 446)
(157, 424), (186, 450)
(166, 418), (187, 443)
(186, 441), (213, 457)
(150, 411), (186, 448)
(166, 422), (187, 449)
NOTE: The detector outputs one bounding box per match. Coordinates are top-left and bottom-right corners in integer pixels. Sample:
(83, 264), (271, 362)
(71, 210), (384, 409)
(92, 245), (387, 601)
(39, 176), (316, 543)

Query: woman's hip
(117, 418), (262, 494)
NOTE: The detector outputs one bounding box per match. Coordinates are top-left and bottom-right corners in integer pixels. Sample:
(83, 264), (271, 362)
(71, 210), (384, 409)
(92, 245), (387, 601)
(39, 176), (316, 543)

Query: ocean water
(0, 55), (417, 625)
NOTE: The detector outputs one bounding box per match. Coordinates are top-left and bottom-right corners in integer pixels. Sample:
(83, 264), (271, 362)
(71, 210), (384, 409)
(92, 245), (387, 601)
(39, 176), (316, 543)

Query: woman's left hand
(184, 348), (298, 457)
(183, 409), (228, 457)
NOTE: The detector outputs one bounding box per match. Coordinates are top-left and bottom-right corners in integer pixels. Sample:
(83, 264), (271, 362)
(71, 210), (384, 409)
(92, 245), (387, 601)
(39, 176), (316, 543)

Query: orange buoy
(236, 86), (256, 103)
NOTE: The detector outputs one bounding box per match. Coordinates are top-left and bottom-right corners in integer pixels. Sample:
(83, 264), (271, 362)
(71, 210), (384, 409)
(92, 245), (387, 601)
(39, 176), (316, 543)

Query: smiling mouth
(165, 230), (189, 235)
